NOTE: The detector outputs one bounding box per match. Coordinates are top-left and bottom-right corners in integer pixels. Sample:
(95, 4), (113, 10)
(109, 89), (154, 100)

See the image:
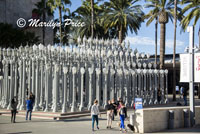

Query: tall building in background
(0, 0), (53, 45)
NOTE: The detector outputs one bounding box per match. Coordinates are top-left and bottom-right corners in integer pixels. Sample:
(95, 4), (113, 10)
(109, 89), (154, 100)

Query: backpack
(124, 107), (127, 118)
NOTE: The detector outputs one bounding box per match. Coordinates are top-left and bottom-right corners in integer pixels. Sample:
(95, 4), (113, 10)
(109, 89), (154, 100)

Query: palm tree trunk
(155, 17), (158, 66)
(59, 6), (62, 46)
(91, 0), (94, 38)
(119, 24), (123, 44)
(160, 23), (166, 69)
(42, 2), (46, 46)
(198, 28), (200, 99)
(172, 0), (177, 101)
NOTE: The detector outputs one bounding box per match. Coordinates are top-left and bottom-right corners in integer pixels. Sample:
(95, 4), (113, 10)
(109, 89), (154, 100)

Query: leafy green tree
(47, 0), (71, 46)
(103, 0), (144, 44)
(73, 0), (111, 39)
(0, 23), (39, 48)
(32, 0), (53, 46)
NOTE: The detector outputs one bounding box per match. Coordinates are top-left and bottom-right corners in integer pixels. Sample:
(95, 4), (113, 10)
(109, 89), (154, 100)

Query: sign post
(188, 26), (195, 127)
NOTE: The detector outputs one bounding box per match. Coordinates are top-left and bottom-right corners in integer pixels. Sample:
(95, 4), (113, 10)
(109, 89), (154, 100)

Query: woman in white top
(91, 99), (101, 131)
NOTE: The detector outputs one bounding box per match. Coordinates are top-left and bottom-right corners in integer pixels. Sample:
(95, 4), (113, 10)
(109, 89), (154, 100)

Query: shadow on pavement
(57, 117), (107, 122)
(157, 125), (200, 133)
(6, 131), (32, 134)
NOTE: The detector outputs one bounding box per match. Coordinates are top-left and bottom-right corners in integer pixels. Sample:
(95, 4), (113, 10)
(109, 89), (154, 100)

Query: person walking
(119, 102), (127, 133)
(105, 100), (114, 129)
(111, 98), (117, 121)
(26, 97), (33, 121)
(180, 86), (183, 99)
(91, 100), (101, 131)
(183, 86), (188, 106)
(11, 97), (18, 123)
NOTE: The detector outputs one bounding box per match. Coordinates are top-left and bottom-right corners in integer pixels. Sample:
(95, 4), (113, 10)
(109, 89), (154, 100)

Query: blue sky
(54, 0), (199, 55)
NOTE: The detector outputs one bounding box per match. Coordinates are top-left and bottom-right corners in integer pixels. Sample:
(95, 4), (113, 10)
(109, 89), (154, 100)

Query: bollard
(183, 109), (189, 128)
(168, 110), (174, 129)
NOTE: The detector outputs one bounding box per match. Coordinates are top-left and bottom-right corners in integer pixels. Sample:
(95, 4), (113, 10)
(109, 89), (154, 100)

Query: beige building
(0, 0), (53, 45)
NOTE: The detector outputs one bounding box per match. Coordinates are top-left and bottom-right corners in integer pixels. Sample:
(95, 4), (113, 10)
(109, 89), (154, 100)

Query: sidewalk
(0, 113), (200, 134)
(0, 95), (200, 134)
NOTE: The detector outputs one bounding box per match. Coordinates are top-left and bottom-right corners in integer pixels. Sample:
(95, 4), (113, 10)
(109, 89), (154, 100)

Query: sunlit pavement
(0, 111), (200, 134)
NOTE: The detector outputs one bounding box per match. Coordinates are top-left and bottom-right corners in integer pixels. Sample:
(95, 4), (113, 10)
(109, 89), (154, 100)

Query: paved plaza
(0, 110), (200, 134)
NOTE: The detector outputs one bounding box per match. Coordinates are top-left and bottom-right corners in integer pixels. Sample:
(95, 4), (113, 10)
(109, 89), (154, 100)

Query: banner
(135, 98), (143, 109)
(194, 53), (200, 82)
(180, 54), (190, 82)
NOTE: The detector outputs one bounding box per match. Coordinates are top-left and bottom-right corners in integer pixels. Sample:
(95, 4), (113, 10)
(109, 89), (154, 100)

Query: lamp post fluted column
(110, 68), (115, 100)
(79, 67), (85, 111)
(39, 59), (44, 108)
(103, 68), (109, 108)
(71, 66), (77, 112)
(88, 67), (94, 110)
(53, 64), (59, 112)
(164, 69), (168, 103)
(44, 64), (50, 112)
(7, 60), (14, 110)
(33, 57), (39, 111)
(96, 68), (101, 105)
(62, 67), (68, 113)
(20, 57), (26, 110)
(154, 69), (158, 104)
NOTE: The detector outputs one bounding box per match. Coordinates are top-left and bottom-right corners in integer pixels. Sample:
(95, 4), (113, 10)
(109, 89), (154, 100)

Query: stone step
(55, 112), (106, 120)
(0, 109), (106, 120)
(0, 109), (61, 116)
(60, 110), (90, 116)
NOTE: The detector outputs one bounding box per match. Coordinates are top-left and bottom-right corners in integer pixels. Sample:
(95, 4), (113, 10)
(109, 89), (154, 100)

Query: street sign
(135, 98), (143, 110)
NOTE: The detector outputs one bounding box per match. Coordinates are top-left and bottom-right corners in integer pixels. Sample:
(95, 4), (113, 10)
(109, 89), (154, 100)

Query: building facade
(0, 0), (53, 45)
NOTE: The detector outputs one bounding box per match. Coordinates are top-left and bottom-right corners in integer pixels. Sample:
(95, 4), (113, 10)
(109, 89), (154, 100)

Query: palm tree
(103, 0), (144, 44)
(91, 0), (94, 38)
(47, 0), (71, 46)
(33, 0), (53, 46)
(145, 0), (178, 69)
(181, 0), (200, 98)
(181, 0), (200, 32)
(73, 0), (109, 39)
(144, 0), (159, 66)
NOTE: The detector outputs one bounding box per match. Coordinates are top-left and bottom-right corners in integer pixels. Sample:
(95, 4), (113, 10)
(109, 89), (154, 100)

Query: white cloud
(125, 36), (185, 48)
(125, 36), (154, 46)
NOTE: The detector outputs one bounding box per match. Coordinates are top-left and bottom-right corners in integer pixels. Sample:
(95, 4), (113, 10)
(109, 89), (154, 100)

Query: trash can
(168, 110), (174, 129)
(183, 109), (189, 128)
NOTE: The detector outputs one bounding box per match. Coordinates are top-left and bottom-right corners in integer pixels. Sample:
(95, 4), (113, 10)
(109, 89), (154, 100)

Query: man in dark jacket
(11, 97), (18, 123)
(105, 100), (115, 129)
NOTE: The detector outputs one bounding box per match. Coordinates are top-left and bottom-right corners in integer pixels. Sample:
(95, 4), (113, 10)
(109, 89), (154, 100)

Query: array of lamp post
(0, 37), (168, 113)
